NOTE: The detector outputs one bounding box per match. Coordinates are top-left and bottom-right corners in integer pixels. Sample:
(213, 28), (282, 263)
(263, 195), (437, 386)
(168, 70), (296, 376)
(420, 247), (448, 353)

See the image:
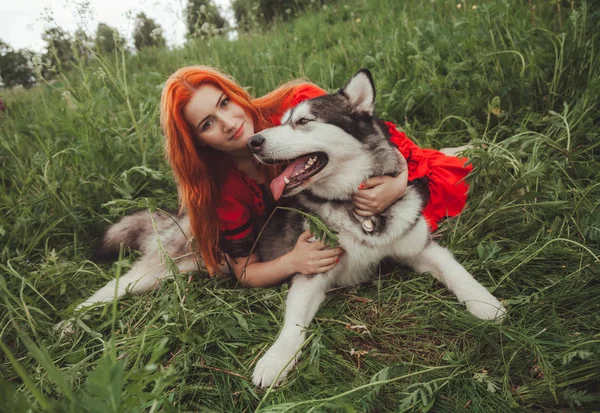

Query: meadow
(1, 0), (599, 411)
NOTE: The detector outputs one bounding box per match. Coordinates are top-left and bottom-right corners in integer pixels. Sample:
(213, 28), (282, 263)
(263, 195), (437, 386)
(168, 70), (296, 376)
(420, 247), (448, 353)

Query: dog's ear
(339, 69), (376, 115)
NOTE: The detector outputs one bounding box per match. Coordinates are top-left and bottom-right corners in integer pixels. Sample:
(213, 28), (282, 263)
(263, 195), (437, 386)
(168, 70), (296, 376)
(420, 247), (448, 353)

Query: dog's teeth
(284, 176), (290, 184)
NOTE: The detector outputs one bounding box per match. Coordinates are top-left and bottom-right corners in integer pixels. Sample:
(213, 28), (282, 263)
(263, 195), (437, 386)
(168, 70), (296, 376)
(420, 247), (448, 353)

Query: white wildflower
(150, 27), (163, 40)
(61, 90), (76, 110)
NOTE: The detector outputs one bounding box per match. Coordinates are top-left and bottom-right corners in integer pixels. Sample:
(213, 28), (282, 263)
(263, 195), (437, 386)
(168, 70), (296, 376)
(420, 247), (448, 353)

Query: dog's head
(248, 69), (401, 200)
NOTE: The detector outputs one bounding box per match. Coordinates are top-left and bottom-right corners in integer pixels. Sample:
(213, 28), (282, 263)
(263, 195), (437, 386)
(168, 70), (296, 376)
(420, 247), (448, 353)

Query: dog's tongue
(269, 156), (312, 201)
(270, 175), (287, 201)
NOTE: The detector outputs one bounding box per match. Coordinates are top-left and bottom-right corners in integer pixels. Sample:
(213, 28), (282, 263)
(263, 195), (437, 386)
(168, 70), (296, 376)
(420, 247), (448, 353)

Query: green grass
(1, 0), (599, 411)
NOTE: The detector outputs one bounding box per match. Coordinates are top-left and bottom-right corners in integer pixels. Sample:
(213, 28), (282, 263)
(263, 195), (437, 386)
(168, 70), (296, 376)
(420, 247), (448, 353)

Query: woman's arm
(352, 151), (409, 216)
(226, 230), (344, 288)
(227, 251), (295, 288)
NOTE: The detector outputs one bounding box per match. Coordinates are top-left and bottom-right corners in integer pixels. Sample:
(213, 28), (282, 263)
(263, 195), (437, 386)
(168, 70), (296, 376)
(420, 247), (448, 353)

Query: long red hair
(160, 66), (308, 275)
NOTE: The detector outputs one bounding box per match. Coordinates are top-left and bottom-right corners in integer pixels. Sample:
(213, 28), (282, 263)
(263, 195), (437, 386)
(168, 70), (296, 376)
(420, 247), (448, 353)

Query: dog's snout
(247, 135), (265, 152)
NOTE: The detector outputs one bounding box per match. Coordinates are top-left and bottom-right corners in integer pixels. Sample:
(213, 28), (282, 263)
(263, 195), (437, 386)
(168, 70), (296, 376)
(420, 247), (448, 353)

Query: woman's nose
(220, 114), (236, 131)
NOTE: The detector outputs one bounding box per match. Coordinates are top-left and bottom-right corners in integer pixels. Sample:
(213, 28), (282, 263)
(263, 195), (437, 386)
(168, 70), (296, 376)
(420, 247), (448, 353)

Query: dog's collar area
(362, 217), (375, 232)
(350, 210), (377, 233)
(356, 178), (426, 234)
(301, 189), (378, 233)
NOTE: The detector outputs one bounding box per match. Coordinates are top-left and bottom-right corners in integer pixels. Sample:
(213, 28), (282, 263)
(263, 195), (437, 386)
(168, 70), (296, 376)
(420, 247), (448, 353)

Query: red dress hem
(385, 122), (472, 231)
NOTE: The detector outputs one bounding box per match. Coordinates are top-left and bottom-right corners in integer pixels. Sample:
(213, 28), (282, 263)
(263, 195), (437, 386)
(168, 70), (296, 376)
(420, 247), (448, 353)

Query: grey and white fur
(64, 69), (505, 389)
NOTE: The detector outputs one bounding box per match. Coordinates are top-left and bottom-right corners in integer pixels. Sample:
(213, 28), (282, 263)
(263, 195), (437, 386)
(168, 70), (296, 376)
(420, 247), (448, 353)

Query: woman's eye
(201, 120), (213, 131)
(221, 98), (229, 107)
(297, 118), (311, 125)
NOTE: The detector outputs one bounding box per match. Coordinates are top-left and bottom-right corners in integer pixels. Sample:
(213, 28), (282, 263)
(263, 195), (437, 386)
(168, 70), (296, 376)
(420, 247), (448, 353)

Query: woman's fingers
(352, 191), (376, 204)
(360, 176), (385, 189)
(318, 256), (339, 267)
(353, 201), (377, 214)
(298, 229), (313, 241)
(354, 208), (374, 217)
(317, 262), (339, 273)
(315, 247), (344, 258)
(352, 197), (374, 209)
(312, 250), (345, 274)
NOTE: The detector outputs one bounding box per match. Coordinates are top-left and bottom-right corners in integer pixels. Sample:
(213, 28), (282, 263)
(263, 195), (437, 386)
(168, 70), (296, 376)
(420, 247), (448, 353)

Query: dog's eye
(297, 118), (311, 126)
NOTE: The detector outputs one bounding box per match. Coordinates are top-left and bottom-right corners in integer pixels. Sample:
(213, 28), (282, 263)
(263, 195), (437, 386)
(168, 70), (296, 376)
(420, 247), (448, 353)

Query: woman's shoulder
(287, 83), (327, 111)
(291, 83), (327, 104)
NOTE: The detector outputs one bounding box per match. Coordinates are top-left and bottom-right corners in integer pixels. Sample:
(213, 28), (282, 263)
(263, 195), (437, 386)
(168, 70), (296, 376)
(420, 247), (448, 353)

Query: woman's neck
(233, 154), (265, 184)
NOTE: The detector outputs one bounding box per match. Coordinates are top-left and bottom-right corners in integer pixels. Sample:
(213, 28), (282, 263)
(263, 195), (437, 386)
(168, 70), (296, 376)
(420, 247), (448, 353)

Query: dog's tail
(91, 210), (179, 262)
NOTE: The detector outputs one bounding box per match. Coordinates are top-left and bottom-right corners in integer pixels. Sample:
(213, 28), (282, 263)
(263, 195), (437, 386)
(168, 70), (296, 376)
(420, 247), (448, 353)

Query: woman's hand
(288, 230), (344, 275)
(352, 168), (408, 217)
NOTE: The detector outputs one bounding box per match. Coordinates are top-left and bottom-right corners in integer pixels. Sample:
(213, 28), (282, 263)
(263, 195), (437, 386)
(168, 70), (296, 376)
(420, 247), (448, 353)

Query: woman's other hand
(352, 168), (408, 217)
(289, 230), (344, 275)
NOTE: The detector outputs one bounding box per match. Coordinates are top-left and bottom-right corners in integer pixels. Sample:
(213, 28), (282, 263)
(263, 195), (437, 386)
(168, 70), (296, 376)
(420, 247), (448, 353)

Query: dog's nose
(247, 134), (265, 153)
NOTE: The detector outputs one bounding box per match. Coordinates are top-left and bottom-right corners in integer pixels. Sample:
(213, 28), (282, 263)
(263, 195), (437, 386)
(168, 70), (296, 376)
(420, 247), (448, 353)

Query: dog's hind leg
(55, 254), (199, 335)
(404, 242), (506, 321)
(74, 254), (197, 311)
(252, 274), (331, 388)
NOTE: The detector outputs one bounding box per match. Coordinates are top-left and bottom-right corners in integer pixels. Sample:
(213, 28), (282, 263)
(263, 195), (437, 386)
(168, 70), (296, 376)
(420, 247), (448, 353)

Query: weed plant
(1, 0), (599, 411)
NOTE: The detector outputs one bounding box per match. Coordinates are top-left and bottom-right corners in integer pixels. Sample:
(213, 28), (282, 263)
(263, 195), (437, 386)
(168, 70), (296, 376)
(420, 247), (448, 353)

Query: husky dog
(68, 69), (505, 389)
(246, 69), (505, 388)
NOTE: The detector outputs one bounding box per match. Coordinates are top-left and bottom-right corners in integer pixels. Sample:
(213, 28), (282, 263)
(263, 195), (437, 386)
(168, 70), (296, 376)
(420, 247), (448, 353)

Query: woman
(161, 66), (471, 287)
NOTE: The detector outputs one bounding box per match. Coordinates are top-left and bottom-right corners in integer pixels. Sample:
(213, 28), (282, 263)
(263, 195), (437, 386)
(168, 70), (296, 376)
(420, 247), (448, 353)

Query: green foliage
(278, 207), (339, 247)
(133, 12), (166, 51)
(95, 23), (127, 55)
(0, 40), (36, 88)
(42, 27), (76, 73)
(232, 0), (324, 32)
(1, 0), (599, 411)
(186, 0), (228, 39)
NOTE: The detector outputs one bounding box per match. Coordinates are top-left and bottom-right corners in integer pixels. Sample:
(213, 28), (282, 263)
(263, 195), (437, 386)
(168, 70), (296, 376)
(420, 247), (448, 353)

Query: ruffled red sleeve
(269, 84), (327, 125)
(385, 122), (472, 231)
(217, 169), (268, 257)
(217, 187), (254, 258)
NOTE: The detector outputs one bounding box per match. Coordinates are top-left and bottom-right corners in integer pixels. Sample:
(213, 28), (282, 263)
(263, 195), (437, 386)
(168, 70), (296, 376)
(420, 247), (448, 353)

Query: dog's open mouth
(269, 152), (328, 200)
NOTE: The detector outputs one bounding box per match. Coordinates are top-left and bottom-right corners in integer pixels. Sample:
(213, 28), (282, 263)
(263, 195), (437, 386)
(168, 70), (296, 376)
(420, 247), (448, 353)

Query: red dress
(217, 84), (472, 257)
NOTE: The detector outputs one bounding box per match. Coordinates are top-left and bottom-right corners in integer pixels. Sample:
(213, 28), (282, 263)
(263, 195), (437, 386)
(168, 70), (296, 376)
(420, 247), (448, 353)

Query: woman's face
(183, 83), (255, 156)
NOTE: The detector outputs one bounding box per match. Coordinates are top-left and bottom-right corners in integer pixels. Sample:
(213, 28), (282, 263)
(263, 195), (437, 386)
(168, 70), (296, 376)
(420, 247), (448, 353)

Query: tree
(0, 40), (36, 88)
(186, 0), (227, 39)
(133, 12), (166, 51)
(232, 0), (258, 32)
(232, 0), (320, 32)
(42, 27), (75, 71)
(73, 29), (93, 60)
(95, 23), (127, 54)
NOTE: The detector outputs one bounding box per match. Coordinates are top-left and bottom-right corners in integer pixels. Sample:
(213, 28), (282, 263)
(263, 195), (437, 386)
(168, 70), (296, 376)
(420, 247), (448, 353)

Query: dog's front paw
(252, 344), (300, 388)
(466, 297), (506, 321)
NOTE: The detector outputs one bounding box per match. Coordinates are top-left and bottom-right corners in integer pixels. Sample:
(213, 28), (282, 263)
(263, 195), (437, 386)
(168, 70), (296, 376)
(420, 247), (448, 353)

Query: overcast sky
(0, 0), (233, 53)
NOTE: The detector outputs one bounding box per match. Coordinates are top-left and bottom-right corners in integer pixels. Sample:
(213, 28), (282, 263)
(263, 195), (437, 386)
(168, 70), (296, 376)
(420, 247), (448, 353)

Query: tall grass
(1, 0), (599, 411)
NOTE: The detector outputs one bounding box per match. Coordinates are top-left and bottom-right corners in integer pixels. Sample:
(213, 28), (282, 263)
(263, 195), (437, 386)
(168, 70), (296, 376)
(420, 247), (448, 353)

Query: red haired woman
(161, 66), (472, 287)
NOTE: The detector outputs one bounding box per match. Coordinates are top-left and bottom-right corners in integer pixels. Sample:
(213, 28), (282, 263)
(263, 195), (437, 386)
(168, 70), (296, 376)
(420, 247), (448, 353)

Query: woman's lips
(232, 124), (244, 139)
